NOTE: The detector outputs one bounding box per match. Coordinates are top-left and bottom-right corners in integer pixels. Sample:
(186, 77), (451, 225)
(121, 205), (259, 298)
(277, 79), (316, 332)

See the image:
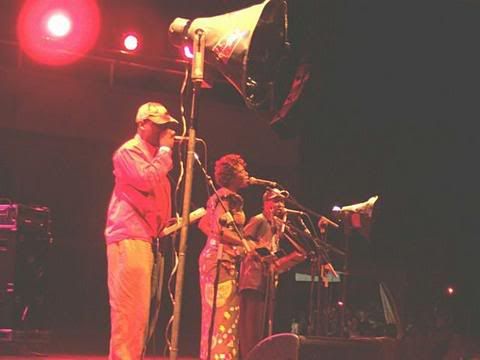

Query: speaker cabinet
(0, 204), (51, 330)
(246, 333), (400, 360)
(0, 229), (17, 328)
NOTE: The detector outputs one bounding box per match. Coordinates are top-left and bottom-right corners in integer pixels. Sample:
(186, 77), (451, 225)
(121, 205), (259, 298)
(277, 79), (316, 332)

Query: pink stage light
(123, 34), (139, 52)
(122, 33), (140, 52)
(17, 0), (101, 66)
(46, 12), (72, 37)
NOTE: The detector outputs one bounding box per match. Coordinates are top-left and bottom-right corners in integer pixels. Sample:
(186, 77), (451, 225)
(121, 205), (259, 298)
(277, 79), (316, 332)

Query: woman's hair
(214, 154), (246, 187)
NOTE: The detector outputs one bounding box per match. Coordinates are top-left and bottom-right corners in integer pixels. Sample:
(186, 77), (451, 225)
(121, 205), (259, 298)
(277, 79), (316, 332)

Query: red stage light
(17, 0), (101, 66)
(123, 34), (139, 52)
(46, 12), (72, 37)
(446, 286), (455, 296)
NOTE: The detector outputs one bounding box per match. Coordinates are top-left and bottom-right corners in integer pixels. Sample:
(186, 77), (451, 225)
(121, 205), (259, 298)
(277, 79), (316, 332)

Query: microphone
(318, 216), (340, 229)
(248, 177), (278, 188)
(283, 208), (306, 215)
(174, 135), (205, 142)
(298, 216), (312, 236)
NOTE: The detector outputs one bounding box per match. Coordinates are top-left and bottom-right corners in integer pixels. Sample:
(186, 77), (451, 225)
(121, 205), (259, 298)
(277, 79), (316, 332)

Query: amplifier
(0, 203), (51, 232)
(0, 204), (17, 229)
(246, 333), (400, 360)
(0, 202), (52, 329)
(0, 328), (51, 355)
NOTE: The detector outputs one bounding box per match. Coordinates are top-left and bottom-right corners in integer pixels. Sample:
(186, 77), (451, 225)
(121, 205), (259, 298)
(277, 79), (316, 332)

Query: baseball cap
(263, 188), (289, 202)
(135, 102), (179, 125)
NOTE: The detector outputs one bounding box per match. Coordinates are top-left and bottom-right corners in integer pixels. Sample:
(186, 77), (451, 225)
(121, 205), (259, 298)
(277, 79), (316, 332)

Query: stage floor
(0, 355), (198, 360)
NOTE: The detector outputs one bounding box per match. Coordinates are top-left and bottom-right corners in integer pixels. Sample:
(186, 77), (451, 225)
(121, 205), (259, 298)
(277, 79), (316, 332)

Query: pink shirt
(105, 134), (173, 244)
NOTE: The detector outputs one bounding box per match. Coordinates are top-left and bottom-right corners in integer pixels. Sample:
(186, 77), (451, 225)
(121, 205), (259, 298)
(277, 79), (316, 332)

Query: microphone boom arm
(275, 216), (345, 257)
(284, 195), (338, 228)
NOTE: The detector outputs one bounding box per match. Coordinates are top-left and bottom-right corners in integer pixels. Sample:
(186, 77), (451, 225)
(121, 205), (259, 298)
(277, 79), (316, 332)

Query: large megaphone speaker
(339, 195), (379, 218)
(168, 0), (310, 130)
(335, 195), (379, 240)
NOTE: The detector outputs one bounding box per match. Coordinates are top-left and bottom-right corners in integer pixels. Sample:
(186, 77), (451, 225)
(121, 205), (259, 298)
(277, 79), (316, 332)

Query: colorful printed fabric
(199, 188), (245, 360)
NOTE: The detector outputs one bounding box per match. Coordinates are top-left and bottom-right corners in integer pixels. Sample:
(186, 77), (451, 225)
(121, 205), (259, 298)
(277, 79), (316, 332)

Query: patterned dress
(199, 188), (245, 360)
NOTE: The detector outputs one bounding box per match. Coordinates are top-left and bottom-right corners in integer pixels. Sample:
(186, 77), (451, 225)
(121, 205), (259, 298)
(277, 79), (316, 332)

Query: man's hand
(158, 128), (176, 149)
(245, 239), (258, 252)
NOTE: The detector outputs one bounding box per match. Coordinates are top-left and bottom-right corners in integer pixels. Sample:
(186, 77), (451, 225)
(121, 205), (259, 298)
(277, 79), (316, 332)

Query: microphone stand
(262, 213), (286, 338)
(169, 29), (205, 360)
(338, 215), (351, 338)
(284, 194), (339, 229)
(281, 220), (345, 258)
(308, 229), (330, 335)
(275, 217), (342, 336)
(194, 155), (249, 360)
(262, 245), (277, 338)
(316, 223), (330, 336)
(310, 230), (334, 337)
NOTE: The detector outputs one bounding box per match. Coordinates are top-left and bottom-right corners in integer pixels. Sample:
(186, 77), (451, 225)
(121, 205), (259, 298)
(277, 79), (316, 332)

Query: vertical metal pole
(306, 256), (316, 336)
(169, 29), (205, 360)
(266, 265), (276, 337)
(169, 124), (197, 360)
(339, 231), (349, 337)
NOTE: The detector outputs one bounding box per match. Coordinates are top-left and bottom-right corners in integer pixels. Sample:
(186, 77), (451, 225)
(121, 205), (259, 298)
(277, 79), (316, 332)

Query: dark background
(1, 0), (479, 357)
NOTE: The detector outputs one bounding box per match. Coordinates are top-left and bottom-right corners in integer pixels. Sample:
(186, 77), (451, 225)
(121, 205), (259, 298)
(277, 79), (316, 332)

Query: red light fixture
(122, 33), (140, 52)
(46, 12), (72, 38)
(17, 0), (101, 66)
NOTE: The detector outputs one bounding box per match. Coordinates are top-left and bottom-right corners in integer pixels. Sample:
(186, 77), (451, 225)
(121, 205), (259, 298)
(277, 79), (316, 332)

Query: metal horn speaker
(169, 0), (310, 127)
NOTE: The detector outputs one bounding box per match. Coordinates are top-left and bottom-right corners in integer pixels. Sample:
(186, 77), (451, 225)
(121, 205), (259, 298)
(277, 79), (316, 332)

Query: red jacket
(105, 134), (172, 244)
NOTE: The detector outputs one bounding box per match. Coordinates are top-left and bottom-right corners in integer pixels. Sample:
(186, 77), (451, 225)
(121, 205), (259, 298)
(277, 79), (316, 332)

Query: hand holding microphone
(159, 129), (176, 149)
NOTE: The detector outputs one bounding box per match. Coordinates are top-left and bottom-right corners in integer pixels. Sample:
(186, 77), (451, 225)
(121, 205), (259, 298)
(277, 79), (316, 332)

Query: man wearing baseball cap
(105, 101), (178, 359)
(238, 188), (288, 358)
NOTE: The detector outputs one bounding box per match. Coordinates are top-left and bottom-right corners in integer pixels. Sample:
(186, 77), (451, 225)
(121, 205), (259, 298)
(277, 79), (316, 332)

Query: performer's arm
(215, 203), (245, 246)
(198, 213), (210, 236)
(114, 145), (172, 192)
(243, 215), (262, 240)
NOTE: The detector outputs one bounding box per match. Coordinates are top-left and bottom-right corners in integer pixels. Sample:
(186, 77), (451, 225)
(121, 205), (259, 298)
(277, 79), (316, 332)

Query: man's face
(140, 120), (176, 147)
(230, 164), (249, 190)
(157, 125), (176, 149)
(264, 198), (285, 220)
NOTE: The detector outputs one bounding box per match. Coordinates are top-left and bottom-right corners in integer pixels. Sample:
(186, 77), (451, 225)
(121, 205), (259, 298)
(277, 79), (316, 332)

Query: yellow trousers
(107, 239), (153, 360)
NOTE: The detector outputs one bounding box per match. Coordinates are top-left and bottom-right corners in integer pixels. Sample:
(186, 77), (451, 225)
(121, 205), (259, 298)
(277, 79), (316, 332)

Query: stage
(1, 329), (479, 359)
(0, 356), (197, 360)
